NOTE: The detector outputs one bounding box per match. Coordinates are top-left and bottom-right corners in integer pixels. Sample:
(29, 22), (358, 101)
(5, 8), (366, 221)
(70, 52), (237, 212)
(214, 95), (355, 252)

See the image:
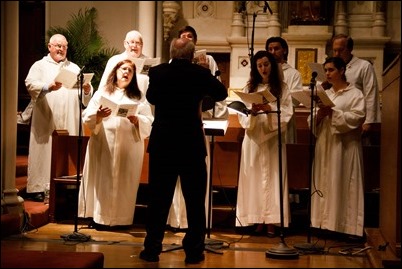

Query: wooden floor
(1, 221), (374, 268)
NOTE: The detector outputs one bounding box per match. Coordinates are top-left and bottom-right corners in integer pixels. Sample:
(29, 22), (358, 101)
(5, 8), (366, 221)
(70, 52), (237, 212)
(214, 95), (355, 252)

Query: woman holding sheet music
(235, 50), (293, 237)
(309, 57), (366, 237)
(78, 59), (153, 228)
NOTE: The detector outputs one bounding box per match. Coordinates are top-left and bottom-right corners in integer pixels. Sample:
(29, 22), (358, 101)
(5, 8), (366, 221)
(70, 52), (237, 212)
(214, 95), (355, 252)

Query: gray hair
(170, 38), (195, 61)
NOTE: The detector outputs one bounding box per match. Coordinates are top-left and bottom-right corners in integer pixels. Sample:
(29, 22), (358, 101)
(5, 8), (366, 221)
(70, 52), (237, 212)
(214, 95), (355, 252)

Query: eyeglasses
(119, 66), (134, 73)
(50, 43), (68, 49)
(125, 41), (142, 47)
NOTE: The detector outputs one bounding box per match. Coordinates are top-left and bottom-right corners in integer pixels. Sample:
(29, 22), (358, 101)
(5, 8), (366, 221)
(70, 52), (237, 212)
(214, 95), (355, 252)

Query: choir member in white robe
(98, 30), (149, 95)
(266, 36), (303, 144)
(25, 34), (93, 196)
(309, 57), (366, 237)
(78, 59), (153, 226)
(235, 51), (293, 236)
(332, 34), (380, 145)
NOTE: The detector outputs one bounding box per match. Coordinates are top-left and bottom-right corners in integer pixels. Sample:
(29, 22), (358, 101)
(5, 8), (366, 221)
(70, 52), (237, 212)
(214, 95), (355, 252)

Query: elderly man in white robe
(332, 34), (380, 145)
(25, 34), (93, 201)
(98, 30), (149, 94)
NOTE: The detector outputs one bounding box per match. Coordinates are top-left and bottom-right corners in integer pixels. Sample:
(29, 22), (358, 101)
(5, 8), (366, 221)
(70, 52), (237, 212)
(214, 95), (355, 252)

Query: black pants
(143, 153), (207, 257)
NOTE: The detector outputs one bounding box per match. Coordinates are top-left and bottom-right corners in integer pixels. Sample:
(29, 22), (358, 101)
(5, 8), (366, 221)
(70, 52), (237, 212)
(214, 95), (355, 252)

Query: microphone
(311, 71), (318, 83)
(77, 66), (86, 81)
(263, 1), (273, 14)
(214, 70), (221, 78)
(310, 71), (318, 91)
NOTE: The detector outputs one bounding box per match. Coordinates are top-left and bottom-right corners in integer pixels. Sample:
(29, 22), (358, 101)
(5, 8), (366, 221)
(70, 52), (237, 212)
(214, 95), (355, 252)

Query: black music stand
(203, 119), (229, 254)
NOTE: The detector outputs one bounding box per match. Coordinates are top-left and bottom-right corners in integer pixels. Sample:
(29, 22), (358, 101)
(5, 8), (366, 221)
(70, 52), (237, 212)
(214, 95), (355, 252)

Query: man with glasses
(99, 30), (148, 92)
(24, 33), (93, 201)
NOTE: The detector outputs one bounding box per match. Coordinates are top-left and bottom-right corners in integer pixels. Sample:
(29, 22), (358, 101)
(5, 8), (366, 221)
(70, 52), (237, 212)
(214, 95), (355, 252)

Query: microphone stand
(249, 11), (257, 63)
(62, 68), (91, 242)
(293, 73), (323, 252)
(265, 96), (299, 259)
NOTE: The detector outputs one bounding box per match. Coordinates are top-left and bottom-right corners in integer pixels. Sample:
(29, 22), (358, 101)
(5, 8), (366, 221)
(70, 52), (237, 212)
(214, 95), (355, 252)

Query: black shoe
(28, 192), (44, 202)
(139, 250), (159, 262)
(185, 253), (205, 264)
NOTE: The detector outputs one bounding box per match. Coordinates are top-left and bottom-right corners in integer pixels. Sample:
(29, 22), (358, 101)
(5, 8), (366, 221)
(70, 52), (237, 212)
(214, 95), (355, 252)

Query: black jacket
(146, 59), (228, 158)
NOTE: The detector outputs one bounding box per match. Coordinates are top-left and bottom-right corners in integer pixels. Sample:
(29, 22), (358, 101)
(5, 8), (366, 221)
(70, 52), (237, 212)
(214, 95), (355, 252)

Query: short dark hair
(324, 56), (347, 81)
(265, 36), (289, 61)
(178, 25), (198, 44)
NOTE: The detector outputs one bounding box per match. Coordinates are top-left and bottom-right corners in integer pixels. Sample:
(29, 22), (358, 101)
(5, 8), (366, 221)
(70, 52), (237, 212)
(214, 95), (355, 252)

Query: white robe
(309, 84), (366, 236)
(166, 54), (228, 229)
(346, 56), (380, 124)
(25, 55), (92, 193)
(236, 83), (293, 227)
(98, 52), (149, 95)
(78, 88), (153, 226)
(282, 63), (303, 144)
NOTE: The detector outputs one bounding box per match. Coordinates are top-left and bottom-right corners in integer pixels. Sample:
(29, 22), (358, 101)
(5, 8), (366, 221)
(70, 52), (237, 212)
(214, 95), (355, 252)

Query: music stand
(203, 119), (229, 254)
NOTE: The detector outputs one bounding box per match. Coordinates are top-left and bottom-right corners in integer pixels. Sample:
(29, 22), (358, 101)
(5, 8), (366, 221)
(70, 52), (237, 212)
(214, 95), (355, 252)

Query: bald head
(125, 30), (143, 43)
(49, 34), (67, 45)
(124, 30), (144, 58)
(170, 38), (195, 61)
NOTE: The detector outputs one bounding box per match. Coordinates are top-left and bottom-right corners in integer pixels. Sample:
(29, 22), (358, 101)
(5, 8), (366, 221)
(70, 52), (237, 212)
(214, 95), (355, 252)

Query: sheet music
(54, 68), (79, 89)
(307, 62), (326, 82)
(194, 49), (207, 59)
(141, 57), (161, 75)
(131, 57), (161, 75)
(233, 90), (276, 105)
(290, 89), (315, 108)
(316, 83), (335, 107)
(55, 68), (93, 89)
(82, 73), (94, 84)
(131, 58), (145, 74)
(291, 83), (334, 108)
(99, 95), (139, 117)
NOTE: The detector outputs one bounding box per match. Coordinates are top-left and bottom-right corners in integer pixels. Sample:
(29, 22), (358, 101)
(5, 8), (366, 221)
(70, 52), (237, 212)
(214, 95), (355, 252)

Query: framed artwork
(295, 48), (318, 86)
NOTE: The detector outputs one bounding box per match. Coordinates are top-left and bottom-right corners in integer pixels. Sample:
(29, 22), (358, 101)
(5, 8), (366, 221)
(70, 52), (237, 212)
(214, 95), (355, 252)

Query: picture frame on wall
(295, 48), (318, 86)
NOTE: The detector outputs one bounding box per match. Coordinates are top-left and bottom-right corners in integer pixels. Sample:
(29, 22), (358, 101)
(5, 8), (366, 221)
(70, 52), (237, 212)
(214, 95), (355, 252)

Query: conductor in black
(139, 37), (228, 264)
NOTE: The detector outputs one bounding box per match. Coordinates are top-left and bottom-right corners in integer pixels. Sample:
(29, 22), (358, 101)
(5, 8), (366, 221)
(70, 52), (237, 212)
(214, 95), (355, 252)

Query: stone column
(138, 1), (156, 57)
(230, 12), (245, 37)
(334, 1), (348, 35)
(162, 1), (181, 41)
(1, 1), (24, 222)
(372, 1), (386, 36)
(266, 1), (281, 37)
